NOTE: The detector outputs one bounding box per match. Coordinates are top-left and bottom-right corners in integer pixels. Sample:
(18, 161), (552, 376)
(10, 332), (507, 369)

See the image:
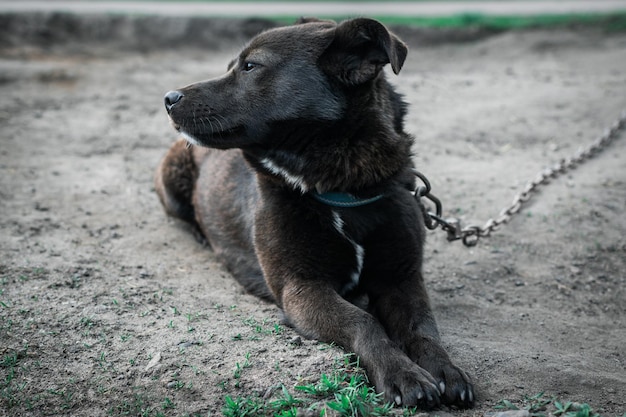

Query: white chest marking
(260, 157), (309, 194)
(332, 211), (364, 294)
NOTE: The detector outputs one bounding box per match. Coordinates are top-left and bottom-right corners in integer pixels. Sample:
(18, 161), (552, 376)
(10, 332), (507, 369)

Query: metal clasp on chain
(413, 169), (481, 247)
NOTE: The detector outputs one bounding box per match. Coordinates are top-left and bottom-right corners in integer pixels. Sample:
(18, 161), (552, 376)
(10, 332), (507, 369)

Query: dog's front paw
(374, 356), (442, 409)
(429, 362), (475, 408)
(408, 337), (475, 408)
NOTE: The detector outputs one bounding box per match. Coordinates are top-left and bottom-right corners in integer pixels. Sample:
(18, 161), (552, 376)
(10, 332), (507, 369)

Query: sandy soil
(1, 13), (625, 417)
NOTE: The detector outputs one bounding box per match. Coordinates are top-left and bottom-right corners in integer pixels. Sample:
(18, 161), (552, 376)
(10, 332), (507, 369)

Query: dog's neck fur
(245, 75), (414, 196)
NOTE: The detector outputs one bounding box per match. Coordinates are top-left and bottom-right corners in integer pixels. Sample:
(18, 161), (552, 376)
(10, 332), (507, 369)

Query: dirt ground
(1, 13), (625, 417)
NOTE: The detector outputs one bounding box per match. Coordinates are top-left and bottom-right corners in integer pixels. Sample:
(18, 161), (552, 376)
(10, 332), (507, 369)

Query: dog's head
(164, 17), (407, 149)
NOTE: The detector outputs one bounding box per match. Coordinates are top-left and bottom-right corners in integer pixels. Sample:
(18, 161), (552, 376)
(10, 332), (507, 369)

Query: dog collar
(311, 191), (384, 208)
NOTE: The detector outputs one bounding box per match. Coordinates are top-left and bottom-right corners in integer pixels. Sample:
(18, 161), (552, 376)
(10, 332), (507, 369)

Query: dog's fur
(155, 17), (474, 408)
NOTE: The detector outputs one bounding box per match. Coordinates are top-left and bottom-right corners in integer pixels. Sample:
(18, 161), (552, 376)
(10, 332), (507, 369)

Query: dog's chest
(330, 211), (365, 295)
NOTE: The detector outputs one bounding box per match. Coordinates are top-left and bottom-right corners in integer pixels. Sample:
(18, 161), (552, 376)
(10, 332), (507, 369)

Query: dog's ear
(320, 18), (407, 85)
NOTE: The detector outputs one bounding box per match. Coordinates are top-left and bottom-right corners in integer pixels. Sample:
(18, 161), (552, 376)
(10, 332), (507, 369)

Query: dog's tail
(154, 139), (204, 240)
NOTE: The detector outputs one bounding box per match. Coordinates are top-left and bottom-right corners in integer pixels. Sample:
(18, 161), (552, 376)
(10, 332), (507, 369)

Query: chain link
(414, 110), (626, 247)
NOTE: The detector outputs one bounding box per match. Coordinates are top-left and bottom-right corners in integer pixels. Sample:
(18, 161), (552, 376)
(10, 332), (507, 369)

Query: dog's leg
(255, 199), (443, 407)
(347, 194), (475, 408)
(280, 279), (444, 409)
(361, 218), (475, 409)
(368, 275), (475, 408)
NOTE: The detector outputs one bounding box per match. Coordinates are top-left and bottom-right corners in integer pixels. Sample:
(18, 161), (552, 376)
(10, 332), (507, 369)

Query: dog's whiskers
(213, 116), (225, 140)
(214, 115), (226, 133)
(200, 116), (211, 134)
(201, 116), (218, 139)
(212, 117), (224, 141)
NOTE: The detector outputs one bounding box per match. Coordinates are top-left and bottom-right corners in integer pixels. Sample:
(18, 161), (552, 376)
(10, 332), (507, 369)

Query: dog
(155, 17), (474, 409)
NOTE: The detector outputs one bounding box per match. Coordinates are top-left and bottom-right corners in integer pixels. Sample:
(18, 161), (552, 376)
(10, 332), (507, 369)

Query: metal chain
(414, 110), (626, 247)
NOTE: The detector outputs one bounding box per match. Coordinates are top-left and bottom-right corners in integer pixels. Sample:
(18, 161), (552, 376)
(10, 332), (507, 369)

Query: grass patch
(107, 386), (178, 417)
(241, 316), (284, 340)
(495, 391), (614, 417)
(381, 12), (626, 31)
(219, 357), (622, 417)
(222, 354), (395, 417)
(0, 345), (30, 410)
(271, 12), (626, 32)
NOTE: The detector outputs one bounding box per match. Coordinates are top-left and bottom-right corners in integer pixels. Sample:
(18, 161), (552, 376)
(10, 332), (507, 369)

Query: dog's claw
(394, 395), (402, 406)
(439, 381), (445, 394)
(460, 389), (466, 402)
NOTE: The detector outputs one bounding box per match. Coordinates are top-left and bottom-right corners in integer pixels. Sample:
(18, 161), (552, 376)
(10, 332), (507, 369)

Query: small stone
(289, 336), (302, 346)
(484, 410), (530, 417)
(145, 352), (161, 371)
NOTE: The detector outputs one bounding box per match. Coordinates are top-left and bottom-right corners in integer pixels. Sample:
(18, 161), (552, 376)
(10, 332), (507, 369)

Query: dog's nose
(164, 90), (184, 112)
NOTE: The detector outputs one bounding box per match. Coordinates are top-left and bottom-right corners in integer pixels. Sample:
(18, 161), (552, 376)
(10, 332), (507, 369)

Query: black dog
(155, 17), (474, 409)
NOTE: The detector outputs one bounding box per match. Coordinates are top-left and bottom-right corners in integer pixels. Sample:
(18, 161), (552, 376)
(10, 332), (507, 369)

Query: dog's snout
(164, 90), (184, 112)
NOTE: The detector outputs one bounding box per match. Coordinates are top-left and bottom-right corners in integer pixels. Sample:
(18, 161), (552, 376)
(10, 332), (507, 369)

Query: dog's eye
(242, 62), (258, 72)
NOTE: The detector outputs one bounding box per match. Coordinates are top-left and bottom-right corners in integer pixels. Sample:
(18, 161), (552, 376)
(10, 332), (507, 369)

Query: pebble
(484, 411), (530, 417)
(178, 340), (201, 349)
(145, 351), (161, 371)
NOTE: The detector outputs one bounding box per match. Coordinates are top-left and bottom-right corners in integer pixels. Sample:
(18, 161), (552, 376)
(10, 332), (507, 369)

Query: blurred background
(1, 2), (626, 417)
